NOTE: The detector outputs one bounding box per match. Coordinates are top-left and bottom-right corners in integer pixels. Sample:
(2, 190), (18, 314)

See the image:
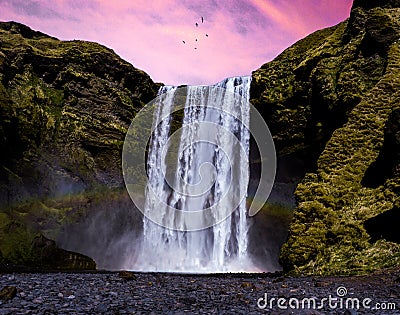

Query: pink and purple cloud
(0, 0), (353, 85)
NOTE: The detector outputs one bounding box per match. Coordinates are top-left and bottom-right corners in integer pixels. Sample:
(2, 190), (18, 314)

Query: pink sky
(0, 0), (353, 85)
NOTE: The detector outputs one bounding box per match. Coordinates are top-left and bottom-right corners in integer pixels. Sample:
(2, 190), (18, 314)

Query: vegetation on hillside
(0, 21), (159, 268)
(251, 1), (400, 275)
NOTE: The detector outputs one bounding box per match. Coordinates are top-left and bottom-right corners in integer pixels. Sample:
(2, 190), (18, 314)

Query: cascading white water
(126, 76), (259, 273)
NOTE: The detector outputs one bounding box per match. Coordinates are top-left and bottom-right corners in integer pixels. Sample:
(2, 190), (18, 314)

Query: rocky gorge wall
(0, 21), (159, 268)
(251, 0), (400, 274)
(0, 0), (399, 274)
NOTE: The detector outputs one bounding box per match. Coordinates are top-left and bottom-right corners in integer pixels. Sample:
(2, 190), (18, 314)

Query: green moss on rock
(252, 2), (400, 275)
(0, 21), (160, 269)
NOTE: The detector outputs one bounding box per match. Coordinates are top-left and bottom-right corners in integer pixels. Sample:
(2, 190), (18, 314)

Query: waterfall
(125, 76), (260, 272)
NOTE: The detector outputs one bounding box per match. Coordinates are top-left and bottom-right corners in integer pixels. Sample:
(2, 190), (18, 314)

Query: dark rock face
(359, 8), (400, 57)
(251, 2), (400, 274)
(0, 21), (160, 268)
(31, 234), (96, 270)
(364, 206), (400, 243)
(352, 0), (400, 10)
(0, 21), (159, 194)
(362, 108), (400, 187)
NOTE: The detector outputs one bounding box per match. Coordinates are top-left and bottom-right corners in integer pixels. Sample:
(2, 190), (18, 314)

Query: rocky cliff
(251, 0), (400, 274)
(0, 21), (159, 268)
(1, 0), (400, 274)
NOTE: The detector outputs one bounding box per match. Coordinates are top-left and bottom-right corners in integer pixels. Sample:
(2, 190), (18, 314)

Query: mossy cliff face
(0, 22), (160, 268)
(251, 1), (400, 275)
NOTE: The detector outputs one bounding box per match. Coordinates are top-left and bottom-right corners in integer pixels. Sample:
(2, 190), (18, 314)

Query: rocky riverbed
(0, 268), (399, 314)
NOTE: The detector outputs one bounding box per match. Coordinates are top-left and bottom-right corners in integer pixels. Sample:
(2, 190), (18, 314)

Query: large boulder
(31, 234), (96, 270)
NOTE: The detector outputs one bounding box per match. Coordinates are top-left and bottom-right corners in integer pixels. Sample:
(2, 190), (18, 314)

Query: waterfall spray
(122, 76), (276, 272)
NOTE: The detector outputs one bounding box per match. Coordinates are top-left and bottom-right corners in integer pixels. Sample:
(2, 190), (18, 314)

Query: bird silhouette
(182, 18), (207, 50)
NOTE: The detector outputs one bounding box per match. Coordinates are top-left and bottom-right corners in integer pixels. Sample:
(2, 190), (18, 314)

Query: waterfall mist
(58, 77), (286, 273)
(122, 76), (267, 273)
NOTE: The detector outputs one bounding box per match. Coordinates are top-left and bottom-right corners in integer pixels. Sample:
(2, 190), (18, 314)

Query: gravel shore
(0, 268), (399, 314)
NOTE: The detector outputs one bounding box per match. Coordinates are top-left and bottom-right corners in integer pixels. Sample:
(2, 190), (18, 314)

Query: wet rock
(272, 276), (285, 283)
(0, 286), (17, 301)
(96, 303), (108, 313)
(118, 271), (137, 281)
(315, 280), (330, 287)
(33, 297), (43, 304)
(31, 234), (96, 270)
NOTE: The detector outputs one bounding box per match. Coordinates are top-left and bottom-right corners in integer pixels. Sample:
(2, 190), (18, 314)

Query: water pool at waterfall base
(124, 250), (268, 274)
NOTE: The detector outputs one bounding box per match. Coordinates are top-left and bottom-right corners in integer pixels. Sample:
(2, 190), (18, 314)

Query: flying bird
(195, 22), (198, 27)
(205, 34), (208, 37)
(182, 40), (186, 44)
(201, 17), (204, 23)
(195, 39), (198, 42)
